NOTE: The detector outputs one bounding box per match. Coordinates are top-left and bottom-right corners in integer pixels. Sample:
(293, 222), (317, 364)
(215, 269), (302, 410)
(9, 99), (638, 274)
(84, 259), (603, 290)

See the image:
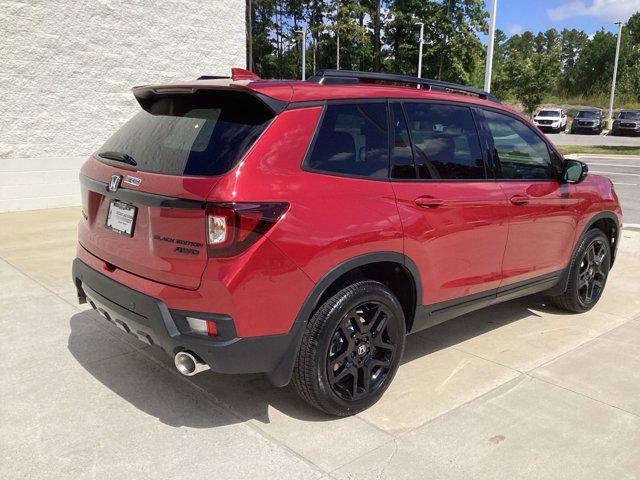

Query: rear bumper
(73, 258), (299, 384)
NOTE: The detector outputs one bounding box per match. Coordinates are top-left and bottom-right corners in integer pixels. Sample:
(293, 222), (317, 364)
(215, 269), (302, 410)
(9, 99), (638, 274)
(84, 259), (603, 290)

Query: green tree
(618, 12), (640, 102)
(428, 0), (488, 85)
(571, 29), (617, 96)
(490, 28), (511, 98)
(558, 28), (590, 94)
(504, 51), (557, 115)
(252, 0), (278, 77)
(383, 0), (432, 74)
(247, 0), (640, 108)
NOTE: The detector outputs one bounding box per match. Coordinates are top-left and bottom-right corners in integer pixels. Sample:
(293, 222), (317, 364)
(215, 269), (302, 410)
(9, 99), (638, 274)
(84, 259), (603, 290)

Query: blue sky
(492, 0), (640, 36)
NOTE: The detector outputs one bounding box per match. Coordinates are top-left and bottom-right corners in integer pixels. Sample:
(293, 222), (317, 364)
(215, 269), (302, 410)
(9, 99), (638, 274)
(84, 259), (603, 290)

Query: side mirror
(563, 159), (588, 184)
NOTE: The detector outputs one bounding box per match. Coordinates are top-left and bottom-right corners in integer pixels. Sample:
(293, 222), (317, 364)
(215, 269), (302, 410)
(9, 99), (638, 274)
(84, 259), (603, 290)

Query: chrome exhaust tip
(174, 351), (210, 376)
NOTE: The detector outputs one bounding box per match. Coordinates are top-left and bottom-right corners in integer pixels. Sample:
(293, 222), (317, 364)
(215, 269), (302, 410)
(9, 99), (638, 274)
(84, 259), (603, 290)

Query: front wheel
(292, 280), (406, 416)
(550, 229), (611, 313)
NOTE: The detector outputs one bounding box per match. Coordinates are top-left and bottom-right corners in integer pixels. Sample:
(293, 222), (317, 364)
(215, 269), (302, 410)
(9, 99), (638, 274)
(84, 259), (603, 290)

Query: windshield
(576, 111), (599, 119)
(537, 110), (560, 117)
(97, 90), (274, 176)
(618, 112), (640, 120)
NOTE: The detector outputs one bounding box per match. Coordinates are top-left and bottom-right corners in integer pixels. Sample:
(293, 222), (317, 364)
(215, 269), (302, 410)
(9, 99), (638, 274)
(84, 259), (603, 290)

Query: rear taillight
(206, 203), (288, 257)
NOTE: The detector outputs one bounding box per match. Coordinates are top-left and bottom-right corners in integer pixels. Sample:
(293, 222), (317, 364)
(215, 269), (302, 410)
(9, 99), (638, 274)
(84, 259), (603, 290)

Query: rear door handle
(415, 196), (445, 208)
(510, 195), (530, 206)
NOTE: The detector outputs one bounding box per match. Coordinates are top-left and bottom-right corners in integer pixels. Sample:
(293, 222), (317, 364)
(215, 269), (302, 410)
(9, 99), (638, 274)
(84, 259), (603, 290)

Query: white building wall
(0, 0), (246, 212)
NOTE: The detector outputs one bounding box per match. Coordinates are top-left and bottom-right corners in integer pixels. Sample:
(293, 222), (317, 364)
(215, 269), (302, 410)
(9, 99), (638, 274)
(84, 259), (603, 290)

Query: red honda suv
(73, 69), (622, 416)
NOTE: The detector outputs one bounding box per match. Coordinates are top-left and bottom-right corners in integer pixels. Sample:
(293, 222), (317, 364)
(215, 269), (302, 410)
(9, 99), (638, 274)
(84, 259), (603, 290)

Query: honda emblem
(107, 174), (122, 192)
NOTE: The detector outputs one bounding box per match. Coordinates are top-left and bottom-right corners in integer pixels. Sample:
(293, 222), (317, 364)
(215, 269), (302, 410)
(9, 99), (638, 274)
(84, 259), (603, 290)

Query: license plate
(105, 200), (137, 237)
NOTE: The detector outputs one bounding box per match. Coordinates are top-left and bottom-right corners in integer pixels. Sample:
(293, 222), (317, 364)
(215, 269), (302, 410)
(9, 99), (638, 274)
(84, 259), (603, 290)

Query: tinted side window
(307, 103), (388, 179)
(391, 103), (416, 179)
(483, 110), (555, 180)
(404, 103), (485, 180)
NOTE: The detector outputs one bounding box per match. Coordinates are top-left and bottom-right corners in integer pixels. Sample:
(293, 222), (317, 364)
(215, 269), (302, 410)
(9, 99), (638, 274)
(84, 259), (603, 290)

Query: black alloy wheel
(326, 301), (398, 401)
(292, 280), (405, 416)
(576, 238), (608, 307)
(550, 229), (611, 313)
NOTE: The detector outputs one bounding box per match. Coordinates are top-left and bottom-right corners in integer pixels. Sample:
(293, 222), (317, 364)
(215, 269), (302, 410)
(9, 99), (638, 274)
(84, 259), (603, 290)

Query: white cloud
(507, 24), (524, 35)
(548, 0), (640, 23)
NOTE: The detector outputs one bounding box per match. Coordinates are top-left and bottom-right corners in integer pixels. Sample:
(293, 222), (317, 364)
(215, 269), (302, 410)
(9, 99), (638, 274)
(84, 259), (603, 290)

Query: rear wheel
(550, 229), (610, 313)
(292, 280), (405, 416)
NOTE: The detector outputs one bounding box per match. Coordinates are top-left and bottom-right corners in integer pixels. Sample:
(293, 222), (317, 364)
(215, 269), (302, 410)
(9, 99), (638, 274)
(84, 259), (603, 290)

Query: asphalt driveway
(2, 206), (640, 479)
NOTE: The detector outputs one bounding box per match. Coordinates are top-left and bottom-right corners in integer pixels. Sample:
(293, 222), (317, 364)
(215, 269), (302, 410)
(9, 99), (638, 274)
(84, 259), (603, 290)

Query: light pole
(608, 21), (623, 128)
(296, 27), (307, 80)
(336, 29), (340, 70)
(417, 22), (424, 78)
(311, 26), (317, 74)
(484, 0), (498, 92)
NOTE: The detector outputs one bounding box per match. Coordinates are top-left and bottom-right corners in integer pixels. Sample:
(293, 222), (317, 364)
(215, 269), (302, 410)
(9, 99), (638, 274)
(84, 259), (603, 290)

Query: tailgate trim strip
(80, 174), (206, 209)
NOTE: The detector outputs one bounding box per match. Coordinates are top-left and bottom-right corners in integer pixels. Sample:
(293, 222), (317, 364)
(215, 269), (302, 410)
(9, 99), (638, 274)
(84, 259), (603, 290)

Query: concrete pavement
(2, 207), (640, 479)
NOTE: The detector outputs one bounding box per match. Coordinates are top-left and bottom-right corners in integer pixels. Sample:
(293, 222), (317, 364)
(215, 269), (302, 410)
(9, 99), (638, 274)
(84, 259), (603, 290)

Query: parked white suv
(533, 108), (567, 133)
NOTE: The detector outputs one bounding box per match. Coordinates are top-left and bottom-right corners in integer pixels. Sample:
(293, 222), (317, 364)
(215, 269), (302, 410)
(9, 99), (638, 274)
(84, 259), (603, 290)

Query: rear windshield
(97, 90), (274, 176)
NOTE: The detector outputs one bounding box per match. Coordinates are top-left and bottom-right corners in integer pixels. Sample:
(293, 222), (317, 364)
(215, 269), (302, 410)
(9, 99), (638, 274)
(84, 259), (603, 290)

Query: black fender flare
(547, 211), (620, 296)
(266, 251), (422, 387)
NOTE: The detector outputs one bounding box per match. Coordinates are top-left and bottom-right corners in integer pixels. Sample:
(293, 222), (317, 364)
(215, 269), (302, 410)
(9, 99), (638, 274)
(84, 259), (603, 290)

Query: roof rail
(308, 69), (500, 103)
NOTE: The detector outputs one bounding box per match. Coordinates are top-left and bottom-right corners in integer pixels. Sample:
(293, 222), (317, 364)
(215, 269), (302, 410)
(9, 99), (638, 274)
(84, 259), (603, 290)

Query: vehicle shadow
(68, 295), (566, 427)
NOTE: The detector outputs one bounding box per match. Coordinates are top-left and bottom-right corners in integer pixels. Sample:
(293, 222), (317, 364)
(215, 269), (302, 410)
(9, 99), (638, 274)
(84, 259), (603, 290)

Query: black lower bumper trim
(72, 258), (298, 381)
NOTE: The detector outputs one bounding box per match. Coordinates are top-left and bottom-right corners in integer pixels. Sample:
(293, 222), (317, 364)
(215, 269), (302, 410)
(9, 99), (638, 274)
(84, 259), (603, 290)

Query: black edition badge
(153, 235), (203, 255)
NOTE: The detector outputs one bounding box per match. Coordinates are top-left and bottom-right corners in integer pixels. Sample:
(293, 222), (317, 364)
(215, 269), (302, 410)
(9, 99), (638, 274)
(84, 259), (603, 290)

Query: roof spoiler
(131, 67), (287, 114)
(132, 88), (286, 116)
(308, 69), (500, 103)
(197, 68), (261, 82)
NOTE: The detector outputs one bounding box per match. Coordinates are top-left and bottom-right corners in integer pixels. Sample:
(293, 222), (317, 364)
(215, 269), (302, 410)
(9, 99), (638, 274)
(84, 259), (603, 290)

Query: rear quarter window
(97, 90), (274, 176)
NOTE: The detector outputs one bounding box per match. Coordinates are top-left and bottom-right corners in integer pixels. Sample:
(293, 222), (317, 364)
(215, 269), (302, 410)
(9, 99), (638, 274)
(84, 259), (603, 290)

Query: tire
(550, 229), (611, 313)
(292, 280), (406, 416)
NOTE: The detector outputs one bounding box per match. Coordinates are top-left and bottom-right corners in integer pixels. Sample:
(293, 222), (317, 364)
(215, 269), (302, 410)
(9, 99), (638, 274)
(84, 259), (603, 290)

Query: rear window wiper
(98, 151), (137, 166)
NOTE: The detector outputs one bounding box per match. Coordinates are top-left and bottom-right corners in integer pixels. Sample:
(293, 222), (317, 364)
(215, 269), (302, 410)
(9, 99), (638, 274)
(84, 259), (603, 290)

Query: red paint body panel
(79, 158), (218, 289)
(208, 106), (404, 283)
(498, 181), (579, 285)
(392, 182), (510, 304)
(498, 175), (622, 287)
